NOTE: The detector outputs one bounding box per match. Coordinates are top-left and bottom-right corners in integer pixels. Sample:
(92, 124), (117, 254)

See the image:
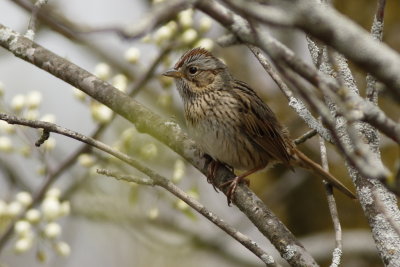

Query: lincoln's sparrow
(163, 47), (355, 204)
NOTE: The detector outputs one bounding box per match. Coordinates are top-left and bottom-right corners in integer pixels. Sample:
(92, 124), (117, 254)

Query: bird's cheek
(190, 82), (203, 93)
(194, 75), (215, 91)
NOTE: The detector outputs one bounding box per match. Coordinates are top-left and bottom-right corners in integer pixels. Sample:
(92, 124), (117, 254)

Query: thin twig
(294, 129), (317, 145)
(364, 0), (386, 157)
(0, 113), (277, 266)
(25, 0), (48, 40)
(319, 119), (343, 267)
(97, 169), (156, 186)
(247, 45), (292, 100)
(366, 0), (386, 104)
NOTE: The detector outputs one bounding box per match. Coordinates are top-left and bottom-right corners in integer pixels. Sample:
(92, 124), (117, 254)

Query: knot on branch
(35, 129), (50, 147)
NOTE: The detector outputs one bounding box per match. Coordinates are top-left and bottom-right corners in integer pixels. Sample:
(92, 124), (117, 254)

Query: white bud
(43, 222), (61, 239)
(147, 207), (159, 220)
(121, 128), (136, 142)
(46, 188), (61, 199)
(40, 114), (56, 124)
(14, 220), (31, 236)
(199, 16), (212, 33)
(178, 9), (193, 28)
(26, 91), (42, 109)
(152, 0), (164, 4)
(72, 87), (86, 101)
(181, 29), (198, 44)
(78, 153), (95, 168)
(94, 63), (111, 80)
(154, 25), (173, 44)
(15, 192), (33, 207)
(0, 136), (13, 153)
(60, 201), (71, 216)
(55, 242), (70, 257)
(166, 21), (178, 33)
(7, 201), (23, 217)
(172, 159), (186, 183)
(195, 38), (214, 51)
(124, 47), (141, 64)
(26, 209), (41, 224)
(11, 94), (26, 112)
(14, 237), (33, 253)
(111, 74), (128, 92)
(91, 103), (113, 124)
(140, 143), (158, 160)
(42, 137), (56, 151)
(41, 197), (61, 220)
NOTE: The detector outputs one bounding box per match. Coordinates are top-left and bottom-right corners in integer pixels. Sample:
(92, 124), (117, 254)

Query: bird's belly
(188, 119), (268, 170)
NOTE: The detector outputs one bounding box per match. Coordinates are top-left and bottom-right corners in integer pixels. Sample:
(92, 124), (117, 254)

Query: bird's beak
(162, 69), (182, 78)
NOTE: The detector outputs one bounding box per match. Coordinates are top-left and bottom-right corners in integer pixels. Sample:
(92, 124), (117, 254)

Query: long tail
(293, 149), (356, 199)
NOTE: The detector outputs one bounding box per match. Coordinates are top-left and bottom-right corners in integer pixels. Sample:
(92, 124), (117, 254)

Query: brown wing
(231, 80), (293, 166)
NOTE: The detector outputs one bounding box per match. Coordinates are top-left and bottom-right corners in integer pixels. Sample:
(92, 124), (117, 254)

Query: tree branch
(25, 0), (48, 40)
(319, 125), (342, 267)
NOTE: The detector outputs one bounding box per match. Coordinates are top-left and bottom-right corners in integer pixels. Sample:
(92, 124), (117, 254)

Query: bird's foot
(206, 159), (220, 192)
(221, 175), (250, 206)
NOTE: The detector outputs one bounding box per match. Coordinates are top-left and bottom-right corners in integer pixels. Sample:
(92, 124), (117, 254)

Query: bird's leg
(205, 156), (220, 192)
(221, 166), (264, 205)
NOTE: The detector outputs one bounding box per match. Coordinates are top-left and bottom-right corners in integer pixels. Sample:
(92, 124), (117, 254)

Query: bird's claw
(206, 160), (220, 192)
(221, 176), (250, 206)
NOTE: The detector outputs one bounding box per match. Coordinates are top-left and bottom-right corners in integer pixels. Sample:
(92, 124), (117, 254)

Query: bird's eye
(188, 66), (198, 74)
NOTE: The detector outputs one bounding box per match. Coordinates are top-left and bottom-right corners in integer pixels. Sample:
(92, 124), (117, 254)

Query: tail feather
(294, 149), (356, 199)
